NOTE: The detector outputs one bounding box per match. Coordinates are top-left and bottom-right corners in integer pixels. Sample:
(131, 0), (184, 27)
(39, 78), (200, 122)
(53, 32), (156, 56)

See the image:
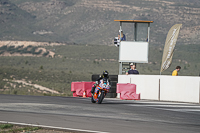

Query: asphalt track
(0, 94), (200, 133)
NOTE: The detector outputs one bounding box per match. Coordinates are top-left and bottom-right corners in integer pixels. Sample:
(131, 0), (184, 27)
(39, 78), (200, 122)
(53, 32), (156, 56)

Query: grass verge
(0, 124), (41, 133)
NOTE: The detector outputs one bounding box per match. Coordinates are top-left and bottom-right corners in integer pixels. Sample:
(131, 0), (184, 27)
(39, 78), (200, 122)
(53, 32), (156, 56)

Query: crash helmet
(103, 70), (109, 78)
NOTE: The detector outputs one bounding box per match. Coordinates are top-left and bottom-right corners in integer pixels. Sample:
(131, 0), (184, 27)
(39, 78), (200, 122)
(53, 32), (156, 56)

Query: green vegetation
(0, 124), (13, 129)
(42, 51), (49, 57)
(0, 43), (200, 96)
(0, 123), (41, 133)
(0, 44), (119, 96)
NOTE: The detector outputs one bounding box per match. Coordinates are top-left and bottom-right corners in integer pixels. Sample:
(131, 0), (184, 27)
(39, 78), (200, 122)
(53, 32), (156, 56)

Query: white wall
(160, 76), (200, 103)
(118, 75), (200, 103)
(118, 75), (160, 100)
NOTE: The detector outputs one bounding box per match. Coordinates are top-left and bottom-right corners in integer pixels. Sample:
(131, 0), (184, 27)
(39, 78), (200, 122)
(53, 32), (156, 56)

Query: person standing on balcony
(118, 30), (126, 41)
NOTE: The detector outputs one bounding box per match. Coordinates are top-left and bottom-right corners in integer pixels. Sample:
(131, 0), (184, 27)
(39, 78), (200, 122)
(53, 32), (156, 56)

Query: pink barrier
(71, 82), (95, 97)
(117, 83), (140, 100)
(71, 82), (83, 96)
(82, 82), (95, 97)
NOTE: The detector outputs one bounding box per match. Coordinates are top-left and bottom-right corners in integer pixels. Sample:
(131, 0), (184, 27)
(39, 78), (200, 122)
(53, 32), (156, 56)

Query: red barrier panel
(120, 91), (140, 100)
(71, 82), (83, 97)
(71, 82), (95, 97)
(117, 83), (140, 100)
(117, 83), (136, 93)
(83, 82), (95, 97)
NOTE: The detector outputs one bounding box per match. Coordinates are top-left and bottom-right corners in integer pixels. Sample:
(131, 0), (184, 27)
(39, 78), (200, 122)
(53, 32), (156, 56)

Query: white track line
(0, 121), (109, 133)
(128, 104), (200, 108)
(154, 108), (200, 112)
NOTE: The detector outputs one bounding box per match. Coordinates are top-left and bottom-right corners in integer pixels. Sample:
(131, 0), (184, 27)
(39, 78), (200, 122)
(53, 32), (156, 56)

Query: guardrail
(118, 75), (200, 103)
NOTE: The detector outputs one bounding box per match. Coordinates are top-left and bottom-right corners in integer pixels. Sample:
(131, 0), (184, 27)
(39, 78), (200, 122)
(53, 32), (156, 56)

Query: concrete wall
(160, 76), (200, 103)
(118, 75), (200, 103)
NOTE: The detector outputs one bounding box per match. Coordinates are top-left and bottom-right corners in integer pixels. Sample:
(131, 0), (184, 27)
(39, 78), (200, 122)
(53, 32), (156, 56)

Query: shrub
(42, 51), (49, 56)
(0, 51), (5, 54)
(31, 47), (36, 54)
(14, 90), (18, 95)
(7, 46), (15, 51)
(43, 93), (51, 96)
(0, 45), (7, 50)
(34, 49), (42, 55)
(10, 51), (15, 54)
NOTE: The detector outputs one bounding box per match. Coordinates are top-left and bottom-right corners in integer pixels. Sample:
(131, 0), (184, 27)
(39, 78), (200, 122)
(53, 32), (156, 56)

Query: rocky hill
(1, 0), (200, 46)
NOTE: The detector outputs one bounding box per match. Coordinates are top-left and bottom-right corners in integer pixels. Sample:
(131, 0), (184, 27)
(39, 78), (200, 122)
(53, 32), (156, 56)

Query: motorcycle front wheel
(91, 96), (96, 103)
(97, 91), (104, 104)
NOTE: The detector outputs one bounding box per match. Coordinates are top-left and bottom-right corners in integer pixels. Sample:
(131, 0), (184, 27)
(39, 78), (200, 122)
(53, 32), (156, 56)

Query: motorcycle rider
(91, 70), (110, 95)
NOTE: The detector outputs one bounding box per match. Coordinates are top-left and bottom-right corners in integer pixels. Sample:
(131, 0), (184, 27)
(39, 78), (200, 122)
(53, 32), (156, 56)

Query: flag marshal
(160, 24), (182, 73)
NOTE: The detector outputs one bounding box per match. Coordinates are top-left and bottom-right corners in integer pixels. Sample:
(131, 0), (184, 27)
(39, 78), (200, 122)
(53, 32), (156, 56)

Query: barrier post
(199, 81), (200, 103)
(158, 79), (160, 101)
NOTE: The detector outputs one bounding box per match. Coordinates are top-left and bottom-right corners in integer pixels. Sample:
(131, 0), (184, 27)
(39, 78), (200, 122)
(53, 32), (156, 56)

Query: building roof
(114, 20), (153, 23)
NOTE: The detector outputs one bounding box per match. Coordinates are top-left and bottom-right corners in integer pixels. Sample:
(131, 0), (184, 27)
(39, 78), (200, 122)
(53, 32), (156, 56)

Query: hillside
(0, 0), (200, 45)
(0, 0), (200, 96)
(0, 42), (200, 96)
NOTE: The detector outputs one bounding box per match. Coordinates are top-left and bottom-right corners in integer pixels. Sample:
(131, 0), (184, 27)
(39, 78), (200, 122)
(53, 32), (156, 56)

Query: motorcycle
(91, 81), (110, 104)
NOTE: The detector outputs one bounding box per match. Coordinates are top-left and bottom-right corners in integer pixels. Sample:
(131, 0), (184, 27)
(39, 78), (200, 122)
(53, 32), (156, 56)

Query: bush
(34, 49), (42, 55)
(43, 93), (51, 96)
(10, 51), (15, 54)
(42, 51), (49, 56)
(40, 65), (43, 69)
(0, 51), (5, 54)
(31, 47), (36, 54)
(7, 46), (15, 51)
(14, 90), (18, 95)
(0, 45), (7, 50)
(20, 47), (28, 54)
(27, 45), (32, 48)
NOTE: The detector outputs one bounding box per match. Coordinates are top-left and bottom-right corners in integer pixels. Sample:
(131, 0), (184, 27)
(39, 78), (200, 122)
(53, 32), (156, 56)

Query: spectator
(126, 63), (139, 75)
(172, 66), (181, 76)
(118, 30), (126, 41)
